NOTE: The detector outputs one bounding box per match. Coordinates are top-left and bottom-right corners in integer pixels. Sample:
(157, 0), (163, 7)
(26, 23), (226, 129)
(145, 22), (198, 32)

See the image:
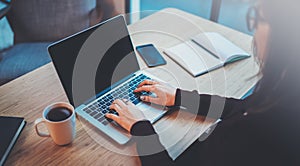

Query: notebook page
(164, 41), (222, 77)
(192, 32), (249, 62)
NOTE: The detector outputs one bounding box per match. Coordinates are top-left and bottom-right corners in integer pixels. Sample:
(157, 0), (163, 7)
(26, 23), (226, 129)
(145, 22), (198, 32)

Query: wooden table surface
(0, 8), (259, 165)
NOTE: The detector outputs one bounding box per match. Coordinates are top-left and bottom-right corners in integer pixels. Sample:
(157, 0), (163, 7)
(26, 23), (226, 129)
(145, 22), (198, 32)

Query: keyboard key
(109, 110), (119, 116)
(119, 93), (124, 98)
(94, 113), (102, 119)
(130, 96), (136, 101)
(98, 100), (105, 105)
(83, 108), (92, 114)
(132, 99), (141, 105)
(102, 109), (108, 114)
(98, 116), (106, 122)
(102, 120), (109, 125)
(89, 111), (97, 116)
(106, 118), (113, 122)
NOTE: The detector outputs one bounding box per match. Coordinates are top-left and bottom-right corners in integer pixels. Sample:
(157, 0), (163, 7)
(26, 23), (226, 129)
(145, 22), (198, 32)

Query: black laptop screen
(48, 16), (140, 107)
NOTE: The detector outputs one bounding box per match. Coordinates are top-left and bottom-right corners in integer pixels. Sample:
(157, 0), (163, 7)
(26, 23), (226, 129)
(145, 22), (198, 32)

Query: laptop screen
(48, 16), (140, 107)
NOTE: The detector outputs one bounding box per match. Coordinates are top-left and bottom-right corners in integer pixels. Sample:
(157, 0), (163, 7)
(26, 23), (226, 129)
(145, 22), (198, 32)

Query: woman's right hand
(134, 80), (177, 107)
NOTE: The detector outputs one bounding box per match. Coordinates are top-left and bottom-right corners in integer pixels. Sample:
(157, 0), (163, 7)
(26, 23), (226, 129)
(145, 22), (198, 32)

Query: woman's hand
(105, 99), (146, 132)
(134, 80), (177, 106)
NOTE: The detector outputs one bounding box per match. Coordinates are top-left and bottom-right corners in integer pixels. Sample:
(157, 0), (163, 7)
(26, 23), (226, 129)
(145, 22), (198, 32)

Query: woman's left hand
(105, 99), (146, 132)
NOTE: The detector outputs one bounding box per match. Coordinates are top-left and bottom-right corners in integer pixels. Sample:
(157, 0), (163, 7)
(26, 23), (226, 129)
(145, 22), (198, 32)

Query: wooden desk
(0, 8), (258, 165)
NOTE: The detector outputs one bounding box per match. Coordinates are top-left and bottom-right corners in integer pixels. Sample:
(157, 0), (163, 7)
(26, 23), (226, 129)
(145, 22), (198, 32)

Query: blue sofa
(0, 0), (118, 85)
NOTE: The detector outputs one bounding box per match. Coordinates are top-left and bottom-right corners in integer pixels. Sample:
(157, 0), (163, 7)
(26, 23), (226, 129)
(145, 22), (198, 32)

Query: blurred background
(0, 0), (255, 86)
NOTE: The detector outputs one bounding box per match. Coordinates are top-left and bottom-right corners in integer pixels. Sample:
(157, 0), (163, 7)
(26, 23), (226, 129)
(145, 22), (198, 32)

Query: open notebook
(164, 32), (250, 77)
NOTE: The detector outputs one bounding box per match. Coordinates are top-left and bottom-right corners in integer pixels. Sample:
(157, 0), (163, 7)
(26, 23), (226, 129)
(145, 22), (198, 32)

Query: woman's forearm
(131, 121), (175, 166)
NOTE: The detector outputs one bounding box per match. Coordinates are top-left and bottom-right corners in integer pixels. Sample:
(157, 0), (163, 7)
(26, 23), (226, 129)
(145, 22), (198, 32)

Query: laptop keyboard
(82, 74), (151, 125)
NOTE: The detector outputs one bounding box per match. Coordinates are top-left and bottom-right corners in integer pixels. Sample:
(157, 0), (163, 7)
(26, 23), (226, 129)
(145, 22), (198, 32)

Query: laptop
(48, 15), (167, 144)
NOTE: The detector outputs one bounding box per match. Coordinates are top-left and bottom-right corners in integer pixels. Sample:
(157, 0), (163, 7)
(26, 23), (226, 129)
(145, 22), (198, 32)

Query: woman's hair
(249, 0), (300, 112)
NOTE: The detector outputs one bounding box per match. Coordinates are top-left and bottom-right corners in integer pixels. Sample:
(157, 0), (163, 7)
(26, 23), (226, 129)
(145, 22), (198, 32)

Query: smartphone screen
(136, 44), (167, 67)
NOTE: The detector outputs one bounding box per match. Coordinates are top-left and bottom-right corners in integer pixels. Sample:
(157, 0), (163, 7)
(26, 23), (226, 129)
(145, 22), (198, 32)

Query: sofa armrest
(0, 6), (9, 19)
(0, 0), (14, 19)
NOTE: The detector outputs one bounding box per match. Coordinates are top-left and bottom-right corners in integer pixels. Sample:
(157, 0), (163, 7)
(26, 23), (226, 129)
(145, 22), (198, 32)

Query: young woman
(106, 0), (300, 165)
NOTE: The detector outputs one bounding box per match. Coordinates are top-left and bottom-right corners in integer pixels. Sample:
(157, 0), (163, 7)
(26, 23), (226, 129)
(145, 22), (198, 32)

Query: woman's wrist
(130, 120), (155, 136)
(174, 88), (181, 106)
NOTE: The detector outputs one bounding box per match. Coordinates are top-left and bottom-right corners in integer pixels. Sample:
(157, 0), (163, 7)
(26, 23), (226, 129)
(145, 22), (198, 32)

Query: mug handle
(34, 118), (50, 137)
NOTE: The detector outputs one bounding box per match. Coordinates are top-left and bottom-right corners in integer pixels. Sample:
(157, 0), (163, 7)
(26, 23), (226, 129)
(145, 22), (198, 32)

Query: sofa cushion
(0, 42), (51, 85)
(6, 0), (97, 43)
